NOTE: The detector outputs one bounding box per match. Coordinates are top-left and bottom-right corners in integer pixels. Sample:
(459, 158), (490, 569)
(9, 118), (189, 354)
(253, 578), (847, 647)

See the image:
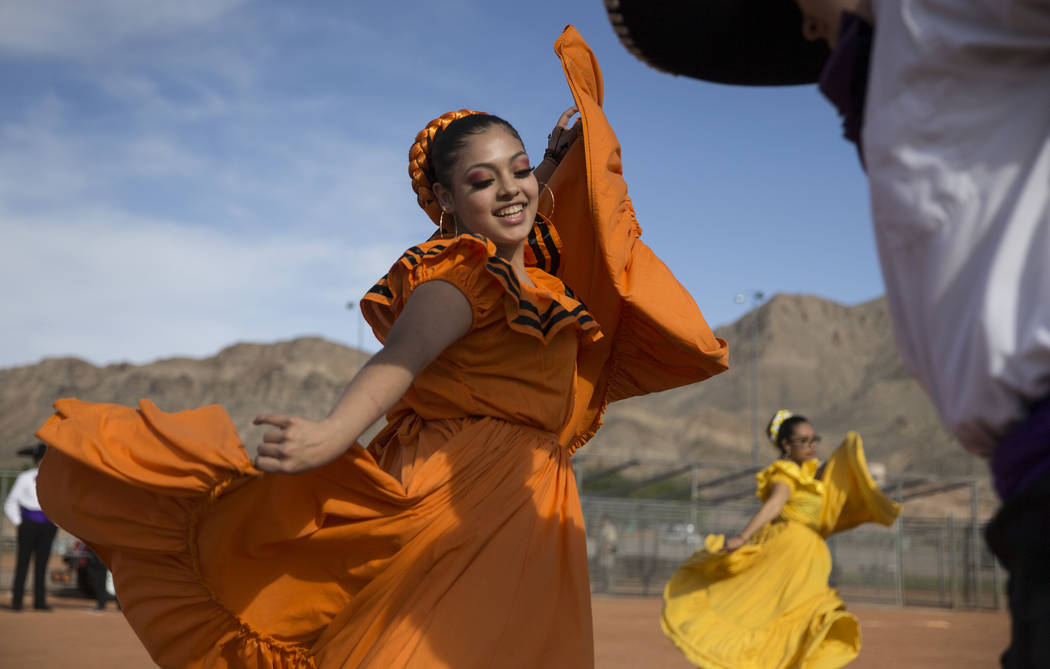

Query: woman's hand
(253, 414), (349, 474)
(534, 105), (580, 188)
(724, 535), (748, 552)
(545, 105), (580, 165)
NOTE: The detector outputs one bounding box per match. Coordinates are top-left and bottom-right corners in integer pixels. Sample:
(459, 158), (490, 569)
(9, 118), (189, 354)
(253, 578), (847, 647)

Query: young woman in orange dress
(34, 27), (728, 668)
(662, 410), (901, 668)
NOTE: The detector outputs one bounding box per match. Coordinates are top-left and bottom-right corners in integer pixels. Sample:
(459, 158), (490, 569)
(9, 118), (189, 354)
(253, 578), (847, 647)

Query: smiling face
(433, 127), (539, 257)
(779, 420), (820, 465)
(792, 0), (873, 47)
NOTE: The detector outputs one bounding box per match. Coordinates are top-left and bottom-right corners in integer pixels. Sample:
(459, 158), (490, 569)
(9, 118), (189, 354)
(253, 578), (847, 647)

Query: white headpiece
(768, 409), (794, 445)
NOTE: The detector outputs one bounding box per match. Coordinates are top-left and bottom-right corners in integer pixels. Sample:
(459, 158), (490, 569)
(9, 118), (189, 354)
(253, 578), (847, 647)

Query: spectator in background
(4, 443), (57, 611)
(596, 515), (619, 593)
(605, 1), (1049, 665)
(83, 547), (115, 611)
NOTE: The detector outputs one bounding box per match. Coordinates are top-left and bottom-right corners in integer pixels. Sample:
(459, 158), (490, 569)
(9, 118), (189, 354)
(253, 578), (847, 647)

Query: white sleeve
(4, 473), (27, 526)
(976, 0), (1050, 35)
(864, 0), (1050, 454)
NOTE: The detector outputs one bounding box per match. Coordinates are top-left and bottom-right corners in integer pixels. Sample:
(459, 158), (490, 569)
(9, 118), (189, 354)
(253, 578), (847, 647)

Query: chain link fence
(2, 468), (1004, 610)
(580, 492), (1003, 609)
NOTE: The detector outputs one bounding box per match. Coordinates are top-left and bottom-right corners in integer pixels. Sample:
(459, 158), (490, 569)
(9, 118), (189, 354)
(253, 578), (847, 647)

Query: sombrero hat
(17, 443), (47, 459)
(604, 0), (830, 86)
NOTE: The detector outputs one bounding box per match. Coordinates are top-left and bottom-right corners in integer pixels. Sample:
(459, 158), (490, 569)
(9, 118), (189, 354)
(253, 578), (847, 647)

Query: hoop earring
(439, 210), (450, 239)
(439, 210), (460, 238)
(541, 183), (555, 219)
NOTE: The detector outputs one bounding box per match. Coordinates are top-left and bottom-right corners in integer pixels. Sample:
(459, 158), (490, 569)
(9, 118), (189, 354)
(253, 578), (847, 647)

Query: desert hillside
(1, 294), (996, 516)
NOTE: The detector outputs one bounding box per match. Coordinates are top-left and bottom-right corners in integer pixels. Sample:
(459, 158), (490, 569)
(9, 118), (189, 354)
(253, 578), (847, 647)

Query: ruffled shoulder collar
(523, 217), (563, 274)
(365, 227), (601, 346)
(756, 458), (824, 497)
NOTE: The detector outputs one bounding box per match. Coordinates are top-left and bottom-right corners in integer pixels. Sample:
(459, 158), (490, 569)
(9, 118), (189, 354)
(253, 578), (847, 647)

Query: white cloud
(0, 114), (95, 205)
(0, 107), (204, 205)
(96, 71), (232, 122)
(124, 136), (205, 176)
(0, 0), (254, 56)
(2, 208), (403, 367)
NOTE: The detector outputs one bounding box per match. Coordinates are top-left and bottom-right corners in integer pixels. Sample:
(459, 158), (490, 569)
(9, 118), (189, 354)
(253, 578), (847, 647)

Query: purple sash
(21, 507), (50, 524)
(992, 397), (1050, 500)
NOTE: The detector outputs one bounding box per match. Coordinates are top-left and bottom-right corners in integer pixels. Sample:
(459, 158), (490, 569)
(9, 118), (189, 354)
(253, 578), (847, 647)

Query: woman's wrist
(542, 149), (562, 165)
(320, 415), (356, 449)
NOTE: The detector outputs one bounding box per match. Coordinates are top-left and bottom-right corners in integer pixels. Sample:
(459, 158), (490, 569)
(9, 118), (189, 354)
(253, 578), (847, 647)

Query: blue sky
(1, 0), (882, 369)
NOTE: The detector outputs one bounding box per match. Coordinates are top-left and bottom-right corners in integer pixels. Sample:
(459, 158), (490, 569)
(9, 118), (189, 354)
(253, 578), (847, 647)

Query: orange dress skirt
(35, 27), (729, 669)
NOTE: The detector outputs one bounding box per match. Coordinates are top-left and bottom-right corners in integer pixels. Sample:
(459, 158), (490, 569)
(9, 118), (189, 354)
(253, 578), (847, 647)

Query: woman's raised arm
(253, 279), (472, 474)
(533, 105), (579, 188)
(724, 482), (790, 552)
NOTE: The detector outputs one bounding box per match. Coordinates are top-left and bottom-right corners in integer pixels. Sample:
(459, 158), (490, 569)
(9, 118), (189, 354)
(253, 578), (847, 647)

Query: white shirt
(863, 0), (1050, 457)
(4, 467), (42, 527)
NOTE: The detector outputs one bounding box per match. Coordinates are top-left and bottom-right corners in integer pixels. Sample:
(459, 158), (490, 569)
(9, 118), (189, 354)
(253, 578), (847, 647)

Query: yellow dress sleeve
(548, 27), (730, 452)
(755, 459), (821, 501)
(818, 432), (901, 537)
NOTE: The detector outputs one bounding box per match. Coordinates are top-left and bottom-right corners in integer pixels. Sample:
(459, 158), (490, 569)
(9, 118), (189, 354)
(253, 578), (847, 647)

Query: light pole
(345, 301), (364, 353)
(735, 290), (765, 466)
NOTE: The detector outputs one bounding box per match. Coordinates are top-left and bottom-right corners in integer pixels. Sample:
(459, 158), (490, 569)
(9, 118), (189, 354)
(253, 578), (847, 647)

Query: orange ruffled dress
(661, 434), (901, 669)
(34, 27), (728, 669)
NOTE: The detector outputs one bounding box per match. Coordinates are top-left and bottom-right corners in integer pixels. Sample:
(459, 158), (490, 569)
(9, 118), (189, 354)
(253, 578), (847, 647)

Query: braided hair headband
(408, 109), (486, 225)
(768, 409), (794, 445)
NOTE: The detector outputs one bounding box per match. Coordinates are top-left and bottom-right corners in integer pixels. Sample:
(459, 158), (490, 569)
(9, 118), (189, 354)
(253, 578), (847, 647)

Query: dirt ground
(0, 591), (1009, 668)
(592, 596), (1010, 669)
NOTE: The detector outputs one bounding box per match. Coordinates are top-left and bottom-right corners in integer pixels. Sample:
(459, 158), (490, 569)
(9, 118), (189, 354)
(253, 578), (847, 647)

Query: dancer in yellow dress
(662, 410), (901, 668)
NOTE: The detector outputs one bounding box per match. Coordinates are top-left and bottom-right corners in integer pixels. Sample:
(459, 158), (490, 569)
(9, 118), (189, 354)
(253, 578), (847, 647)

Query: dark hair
(428, 114), (524, 187)
(767, 414), (809, 455)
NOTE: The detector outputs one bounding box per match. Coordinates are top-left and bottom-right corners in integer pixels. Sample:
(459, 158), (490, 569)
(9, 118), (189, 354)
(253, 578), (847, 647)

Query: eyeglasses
(786, 436), (821, 447)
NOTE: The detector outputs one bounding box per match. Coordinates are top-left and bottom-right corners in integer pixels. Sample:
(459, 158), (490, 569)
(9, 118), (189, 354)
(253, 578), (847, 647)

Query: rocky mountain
(0, 338), (373, 467)
(582, 294), (994, 516)
(1, 294), (996, 516)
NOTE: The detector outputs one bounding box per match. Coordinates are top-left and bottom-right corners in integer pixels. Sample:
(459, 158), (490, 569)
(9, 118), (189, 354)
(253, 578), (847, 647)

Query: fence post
(895, 480), (904, 606)
(937, 523), (947, 605)
(992, 555), (1003, 610)
(970, 481), (980, 608)
(689, 464), (699, 531)
(1, 472), (10, 592)
(948, 514), (958, 609)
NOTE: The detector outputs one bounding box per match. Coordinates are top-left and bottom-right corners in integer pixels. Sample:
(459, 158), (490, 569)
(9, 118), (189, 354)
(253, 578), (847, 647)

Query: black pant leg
(986, 469), (1050, 668)
(88, 561), (108, 609)
(31, 522), (57, 608)
(11, 522), (33, 609)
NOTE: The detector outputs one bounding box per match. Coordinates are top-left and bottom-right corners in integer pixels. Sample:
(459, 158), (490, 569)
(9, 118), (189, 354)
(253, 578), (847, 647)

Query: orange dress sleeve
(359, 235), (500, 342)
(361, 233), (600, 347)
(548, 27), (730, 451)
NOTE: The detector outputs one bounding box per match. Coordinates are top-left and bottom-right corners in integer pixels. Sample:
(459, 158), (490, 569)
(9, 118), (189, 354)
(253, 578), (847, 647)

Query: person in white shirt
(604, 1), (1050, 666)
(595, 515), (619, 592)
(4, 443), (57, 611)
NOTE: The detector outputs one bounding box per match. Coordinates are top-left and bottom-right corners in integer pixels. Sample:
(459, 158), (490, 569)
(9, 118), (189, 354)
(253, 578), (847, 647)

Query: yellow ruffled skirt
(662, 522), (858, 668)
(662, 435), (899, 668)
